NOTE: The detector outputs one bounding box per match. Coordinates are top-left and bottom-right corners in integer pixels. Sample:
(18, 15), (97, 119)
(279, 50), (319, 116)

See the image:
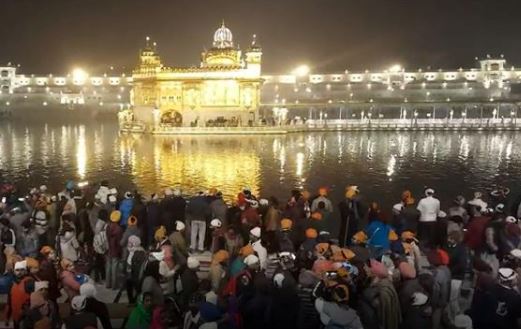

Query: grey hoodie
(315, 298), (364, 329)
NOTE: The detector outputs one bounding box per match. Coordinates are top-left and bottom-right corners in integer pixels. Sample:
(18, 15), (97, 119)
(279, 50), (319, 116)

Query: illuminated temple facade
(130, 23), (263, 127)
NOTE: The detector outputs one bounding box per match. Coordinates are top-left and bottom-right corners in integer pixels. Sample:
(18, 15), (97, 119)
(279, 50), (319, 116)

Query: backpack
(93, 223), (108, 254)
(279, 233), (295, 253)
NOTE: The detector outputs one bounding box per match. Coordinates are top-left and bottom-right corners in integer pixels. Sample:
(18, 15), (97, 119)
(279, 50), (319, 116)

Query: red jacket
(464, 216), (491, 250)
(241, 207), (260, 227)
(7, 276), (34, 322)
(107, 222), (124, 258)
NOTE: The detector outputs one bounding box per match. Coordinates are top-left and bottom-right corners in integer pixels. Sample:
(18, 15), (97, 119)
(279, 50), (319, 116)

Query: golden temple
(130, 22), (263, 128)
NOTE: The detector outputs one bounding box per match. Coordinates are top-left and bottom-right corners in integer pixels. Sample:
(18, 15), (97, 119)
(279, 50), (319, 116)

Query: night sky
(1, 0), (520, 75)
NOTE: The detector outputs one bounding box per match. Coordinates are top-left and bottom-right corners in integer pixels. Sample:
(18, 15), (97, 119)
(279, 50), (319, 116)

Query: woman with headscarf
(267, 272), (300, 329)
(125, 235), (146, 303)
(126, 292), (153, 329)
(60, 258), (80, 301)
(362, 259), (402, 329)
(209, 250), (230, 293)
(62, 295), (102, 329)
(81, 283), (112, 329)
(397, 260), (424, 315)
(120, 216), (141, 259)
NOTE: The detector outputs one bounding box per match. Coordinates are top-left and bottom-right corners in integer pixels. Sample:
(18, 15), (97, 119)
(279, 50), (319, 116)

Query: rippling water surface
(1, 119), (520, 212)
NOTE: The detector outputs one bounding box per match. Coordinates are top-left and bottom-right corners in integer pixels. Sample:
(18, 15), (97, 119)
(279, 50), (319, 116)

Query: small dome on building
(213, 21), (234, 49)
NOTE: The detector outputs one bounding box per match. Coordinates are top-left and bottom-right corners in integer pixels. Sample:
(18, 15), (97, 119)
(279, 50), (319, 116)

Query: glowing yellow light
(76, 125), (87, 179)
(72, 68), (88, 82)
(292, 65), (310, 77)
(389, 64), (402, 73)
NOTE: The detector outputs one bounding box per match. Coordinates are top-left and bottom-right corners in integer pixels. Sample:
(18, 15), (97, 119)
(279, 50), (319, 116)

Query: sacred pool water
(0, 119), (520, 217)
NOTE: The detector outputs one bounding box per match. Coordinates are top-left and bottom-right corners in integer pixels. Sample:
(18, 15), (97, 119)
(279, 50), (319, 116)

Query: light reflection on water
(0, 120), (520, 210)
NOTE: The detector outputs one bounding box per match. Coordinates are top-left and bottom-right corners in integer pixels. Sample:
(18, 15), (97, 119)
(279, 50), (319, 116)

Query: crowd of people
(0, 180), (520, 329)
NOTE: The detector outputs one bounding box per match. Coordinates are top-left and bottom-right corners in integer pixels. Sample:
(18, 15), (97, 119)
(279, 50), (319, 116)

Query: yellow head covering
(311, 212), (323, 221)
(25, 257), (39, 270)
(305, 228), (318, 239)
(110, 210), (121, 223)
(315, 242), (330, 255)
(281, 218), (293, 230)
(352, 231), (368, 244)
(154, 225), (167, 241)
(345, 185), (358, 199)
(388, 230), (399, 241)
(212, 250), (230, 265)
(40, 246), (54, 256)
(318, 187), (328, 197)
(239, 244), (254, 257)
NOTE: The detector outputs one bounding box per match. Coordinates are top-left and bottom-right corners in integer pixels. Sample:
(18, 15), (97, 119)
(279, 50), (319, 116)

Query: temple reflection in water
(119, 135), (262, 199)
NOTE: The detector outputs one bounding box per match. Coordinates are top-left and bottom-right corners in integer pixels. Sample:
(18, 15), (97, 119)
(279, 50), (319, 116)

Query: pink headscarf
(161, 244), (175, 268)
(312, 259), (335, 275)
(398, 261), (416, 279)
(370, 259), (389, 279)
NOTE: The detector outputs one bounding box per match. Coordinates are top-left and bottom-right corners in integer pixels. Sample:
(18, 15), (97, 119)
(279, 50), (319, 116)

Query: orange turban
(388, 230), (399, 241)
(35, 200), (47, 210)
(40, 246), (54, 256)
(315, 242), (330, 255)
(281, 218), (293, 230)
(311, 212), (323, 221)
(128, 216), (138, 226)
(345, 185), (359, 199)
(331, 246), (356, 262)
(25, 257), (39, 270)
(352, 231), (368, 244)
(305, 228), (318, 239)
(318, 187), (328, 197)
(212, 250), (230, 265)
(239, 244), (254, 257)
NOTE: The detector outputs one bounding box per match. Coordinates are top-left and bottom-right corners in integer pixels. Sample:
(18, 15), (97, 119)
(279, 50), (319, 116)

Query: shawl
(376, 278), (402, 329)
